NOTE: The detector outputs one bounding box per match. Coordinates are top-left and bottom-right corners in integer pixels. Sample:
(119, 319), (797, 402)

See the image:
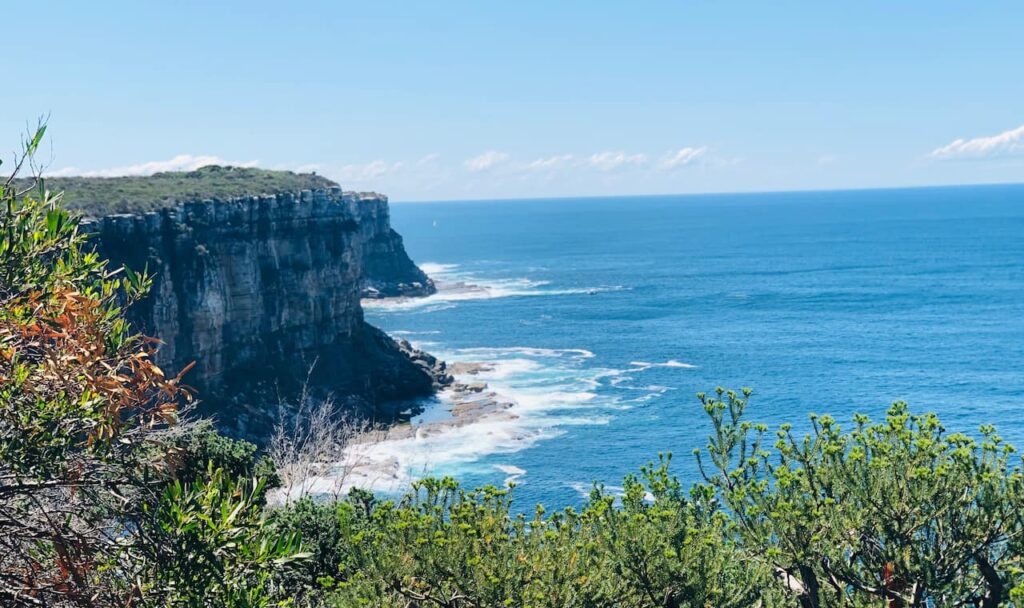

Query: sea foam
(334, 266), (661, 496)
(324, 344), (639, 495)
(362, 262), (626, 311)
(628, 359), (698, 370)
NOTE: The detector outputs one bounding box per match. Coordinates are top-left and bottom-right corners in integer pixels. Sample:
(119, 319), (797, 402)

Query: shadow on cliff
(212, 322), (444, 441)
(83, 184), (445, 444)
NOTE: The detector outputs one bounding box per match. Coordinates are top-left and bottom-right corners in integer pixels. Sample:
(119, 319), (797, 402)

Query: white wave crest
(629, 359), (698, 371)
(418, 262), (461, 275)
(317, 342), (650, 495)
(363, 262), (626, 311)
(454, 346), (595, 359)
(495, 464), (526, 486)
(568, 482), (653, 502)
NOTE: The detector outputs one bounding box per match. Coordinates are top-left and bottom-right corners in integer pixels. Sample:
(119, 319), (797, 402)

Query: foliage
(166, 419), (279, 489)
(26, 165), (339, 217)
(136, 468), (305, 607)
(590, 457), (777, 607)
(696, 387), (1024, 607)
(262, 391), (1024, 608)
(270, 473), (775, 607)
(0, 124), (302, 607)
(1, 122), (177, 605)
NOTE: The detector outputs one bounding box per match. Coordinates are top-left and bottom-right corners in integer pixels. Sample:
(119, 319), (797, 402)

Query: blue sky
(2, 1), (1023, 201)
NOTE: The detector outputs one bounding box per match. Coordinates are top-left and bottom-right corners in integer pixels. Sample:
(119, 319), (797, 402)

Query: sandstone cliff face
(362, 227), (436, 298)
(83, 188), (442, 440)
(357, 200), (435, 298)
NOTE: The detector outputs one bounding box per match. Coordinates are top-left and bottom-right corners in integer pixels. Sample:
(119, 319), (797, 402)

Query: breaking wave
(363, 262), (626, 311)
(326, 345), (652, 495)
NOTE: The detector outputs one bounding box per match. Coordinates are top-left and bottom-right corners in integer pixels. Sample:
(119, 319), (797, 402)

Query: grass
(29, 165), (341, 216)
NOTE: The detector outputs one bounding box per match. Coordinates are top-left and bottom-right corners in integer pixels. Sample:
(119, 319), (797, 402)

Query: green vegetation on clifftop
(36, 165), (339, 216)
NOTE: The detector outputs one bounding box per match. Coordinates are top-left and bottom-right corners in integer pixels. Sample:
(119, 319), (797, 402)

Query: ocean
(361, 184), (1024, 509)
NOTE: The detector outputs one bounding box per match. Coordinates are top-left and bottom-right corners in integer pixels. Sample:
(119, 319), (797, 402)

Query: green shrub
(0, 124), (303, 607)
(165, 419), (279, 489)
(138, 468), (306, 607)
(270, 471), (773, 607)
(261, 389), (1024, 608)
(697, 387), (1024, 607)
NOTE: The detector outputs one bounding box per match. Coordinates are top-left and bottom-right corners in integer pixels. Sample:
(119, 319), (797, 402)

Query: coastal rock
(84, 188), (440, 441)
(447, 361), (493, 375)
(361, 228), (436, 298)
(397, 339), (455, 390)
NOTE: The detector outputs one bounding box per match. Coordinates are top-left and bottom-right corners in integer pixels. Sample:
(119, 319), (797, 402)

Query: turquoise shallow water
(364, 185), (1024, 508)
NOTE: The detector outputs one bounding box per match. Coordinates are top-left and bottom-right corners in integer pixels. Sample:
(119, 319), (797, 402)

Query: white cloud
(930, 124), (1024, 160)
(584, 151), (648, 171)
(463, 150), (510, 172)
(525, 154), (574, 171)
(816, 154), (837, 166)
(43, 145), (733, 199)
(46, 154), (259, 178)
(657, 146), (709, 170)
(335, 160), (404, 182)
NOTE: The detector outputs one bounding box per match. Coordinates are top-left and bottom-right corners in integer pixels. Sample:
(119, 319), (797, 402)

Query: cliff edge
(81, 181), (444, 441)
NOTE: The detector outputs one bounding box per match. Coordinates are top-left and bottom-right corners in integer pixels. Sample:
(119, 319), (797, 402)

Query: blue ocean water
(364, 185), (1024, 508)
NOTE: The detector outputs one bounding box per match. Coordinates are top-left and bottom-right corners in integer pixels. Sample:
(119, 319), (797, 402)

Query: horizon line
(391, 179), (1024, 205)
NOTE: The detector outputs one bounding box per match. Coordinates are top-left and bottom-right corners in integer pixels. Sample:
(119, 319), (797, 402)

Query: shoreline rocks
(347, 362), (517, 446)
(396, 339), (454, 391)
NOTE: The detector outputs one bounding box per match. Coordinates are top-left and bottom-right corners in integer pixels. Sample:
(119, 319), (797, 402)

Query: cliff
(362, 227), (436, 298)
(82, 186), (444, 440)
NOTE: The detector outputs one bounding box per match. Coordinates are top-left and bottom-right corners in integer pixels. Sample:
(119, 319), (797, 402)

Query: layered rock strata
(83, 187), (446, 440)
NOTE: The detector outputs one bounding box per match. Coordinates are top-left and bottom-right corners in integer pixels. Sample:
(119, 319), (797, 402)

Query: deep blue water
(363, 185), (1024, 508)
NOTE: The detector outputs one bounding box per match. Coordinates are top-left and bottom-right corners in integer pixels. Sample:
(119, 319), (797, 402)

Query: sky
(2, 1), (1023, 201)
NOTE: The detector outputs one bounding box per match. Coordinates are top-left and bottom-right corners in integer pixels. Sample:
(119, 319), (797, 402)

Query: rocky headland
(82, 178), (449, 441)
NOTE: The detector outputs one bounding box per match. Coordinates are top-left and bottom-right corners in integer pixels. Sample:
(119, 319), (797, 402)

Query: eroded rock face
(361, 228), (435, 298)
(84, 188), (440, 440)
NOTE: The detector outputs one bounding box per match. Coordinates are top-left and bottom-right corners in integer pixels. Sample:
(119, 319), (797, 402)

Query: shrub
(263, 389), (1024, 608)
(0, 124), (301, 607)
(136, 468), (305, 607)
(697, 387), (1024, 607)
(270, 472), (773, 607)
(165, 419), (279, 489)
(25, 165), (339, 217)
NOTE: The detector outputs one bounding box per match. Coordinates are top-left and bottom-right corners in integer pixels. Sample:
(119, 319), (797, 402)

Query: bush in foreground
(0, 125), (303, 607)
(267, 393), (1024, 607)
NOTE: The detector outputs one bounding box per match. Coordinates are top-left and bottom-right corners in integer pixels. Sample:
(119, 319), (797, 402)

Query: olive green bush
(269, 465), (776, 607)
(28, 165), (337, 216)
(0, 125), (302, 607)
(263, 390), (1024, 608)
(164, 419), (279, 488)
(696, 387), (1024, 607)
(137, 468), (304, 607)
